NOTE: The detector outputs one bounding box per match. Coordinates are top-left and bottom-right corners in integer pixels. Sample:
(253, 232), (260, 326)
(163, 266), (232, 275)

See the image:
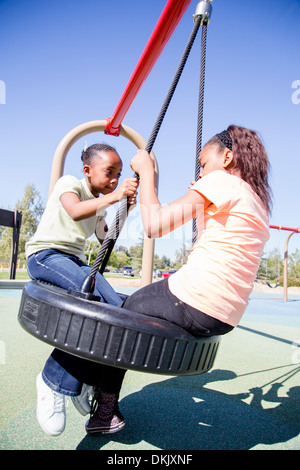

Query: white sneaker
(36, 372), (66, 436)
(71, 383), (93, 416)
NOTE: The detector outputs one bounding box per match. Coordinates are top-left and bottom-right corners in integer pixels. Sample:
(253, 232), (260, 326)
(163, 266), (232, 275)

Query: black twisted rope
(192, 24), (207, 244)
(84, 16), (202, 291)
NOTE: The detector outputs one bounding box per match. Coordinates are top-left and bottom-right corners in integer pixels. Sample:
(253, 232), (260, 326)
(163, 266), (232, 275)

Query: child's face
(198, 144), (232, 179)
(83, 151), (123, 197)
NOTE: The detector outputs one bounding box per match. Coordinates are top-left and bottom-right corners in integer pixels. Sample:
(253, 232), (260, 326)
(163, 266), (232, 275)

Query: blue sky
(1, 0), (300, 261)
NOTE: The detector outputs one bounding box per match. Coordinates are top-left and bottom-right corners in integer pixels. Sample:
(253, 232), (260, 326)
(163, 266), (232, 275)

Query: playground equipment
(0, 209), (22, 279)
(19, 280), (220, 375)
(269, 225), (300, 301)
(19, 0), (221, 375)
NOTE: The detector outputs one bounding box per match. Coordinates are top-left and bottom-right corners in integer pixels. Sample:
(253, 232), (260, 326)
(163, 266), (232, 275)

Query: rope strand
(192, 24), (208, 244)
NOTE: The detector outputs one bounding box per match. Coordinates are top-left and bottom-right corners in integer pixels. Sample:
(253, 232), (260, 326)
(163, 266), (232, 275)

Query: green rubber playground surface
(0, 285), (299, 451)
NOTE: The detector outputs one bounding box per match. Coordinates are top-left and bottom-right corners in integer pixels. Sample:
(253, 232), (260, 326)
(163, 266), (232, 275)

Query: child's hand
(130, 149), (154, 175)
(128, 194), (137, 206)
(116, 177), (139, 203)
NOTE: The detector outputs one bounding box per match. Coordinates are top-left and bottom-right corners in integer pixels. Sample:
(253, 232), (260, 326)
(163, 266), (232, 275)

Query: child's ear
(83, 165), (91, 176)
(223, 150), (233, 168)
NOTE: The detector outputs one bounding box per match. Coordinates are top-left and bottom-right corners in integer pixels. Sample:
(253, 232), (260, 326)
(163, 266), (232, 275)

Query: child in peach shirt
(125, 124), (271, 334)
(85, 124), (272, 433)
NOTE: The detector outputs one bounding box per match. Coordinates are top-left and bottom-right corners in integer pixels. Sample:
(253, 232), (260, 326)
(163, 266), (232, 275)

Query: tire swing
(18, 4), (221, 376)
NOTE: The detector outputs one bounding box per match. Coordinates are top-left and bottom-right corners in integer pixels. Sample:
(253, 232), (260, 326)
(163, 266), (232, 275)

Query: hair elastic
(216, 130), (232, 151)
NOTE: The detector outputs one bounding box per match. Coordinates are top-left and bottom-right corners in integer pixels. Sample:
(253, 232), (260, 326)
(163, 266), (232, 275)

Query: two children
(26, 124), (272, 436)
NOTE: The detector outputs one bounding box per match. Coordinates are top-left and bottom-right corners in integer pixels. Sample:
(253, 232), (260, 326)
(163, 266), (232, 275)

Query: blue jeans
(27, 249), (125, 396)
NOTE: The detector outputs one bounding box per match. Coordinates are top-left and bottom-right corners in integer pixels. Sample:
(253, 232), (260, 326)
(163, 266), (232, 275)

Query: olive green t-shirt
(25, 175), (105, 261)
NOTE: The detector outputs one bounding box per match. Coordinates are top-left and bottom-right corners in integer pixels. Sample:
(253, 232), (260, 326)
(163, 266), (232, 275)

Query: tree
(0, 184), (44, 263)
(174, 244), (189, 269)
(257, 248), (282, 281)
(153, 254), (163, 270)
(129, 243), (143, 273)
(115, 245), (130, 257)
(289, 249), (300, 277)
(85, 239), (101, 265)
(161, 255), (172, 269)
(115, 251), (131, 268)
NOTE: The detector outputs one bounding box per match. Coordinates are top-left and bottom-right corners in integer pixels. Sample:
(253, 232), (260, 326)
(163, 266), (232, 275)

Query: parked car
(162, 269), (177, 278)
(123, 266), (134, 277)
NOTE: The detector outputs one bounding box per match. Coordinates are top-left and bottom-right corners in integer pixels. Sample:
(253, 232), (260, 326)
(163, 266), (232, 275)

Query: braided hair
(81, 143), (120, 165)
(206, 125), (272, 215)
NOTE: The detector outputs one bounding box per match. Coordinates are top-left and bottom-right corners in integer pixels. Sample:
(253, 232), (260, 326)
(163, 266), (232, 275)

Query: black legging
(123, 278), (233, 337)
(51, 349), (126, 394)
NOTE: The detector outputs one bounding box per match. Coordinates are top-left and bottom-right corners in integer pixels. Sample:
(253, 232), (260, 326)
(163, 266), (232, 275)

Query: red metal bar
(270, 225), (300, 232)
(105, 0), (193, 136)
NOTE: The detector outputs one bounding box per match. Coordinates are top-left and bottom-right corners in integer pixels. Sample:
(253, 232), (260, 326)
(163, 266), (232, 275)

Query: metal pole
(192, 0), (213, 244)
(269, 225), (299, 301)
(283, 231), (295, 302)
(270, 225), (300, 233)
(105, 0), (193, 136)
(8, 210), (22, 280)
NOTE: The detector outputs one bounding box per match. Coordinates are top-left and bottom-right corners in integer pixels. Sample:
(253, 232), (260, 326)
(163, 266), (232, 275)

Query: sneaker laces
(52, 391), (65, 414)
(90, 387), (100, 416)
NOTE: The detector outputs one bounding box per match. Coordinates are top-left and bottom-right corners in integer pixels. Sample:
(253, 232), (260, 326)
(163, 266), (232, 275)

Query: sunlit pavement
(0, 287), (299, 451)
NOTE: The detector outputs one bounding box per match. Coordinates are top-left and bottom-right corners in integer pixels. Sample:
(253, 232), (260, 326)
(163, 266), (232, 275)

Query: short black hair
(81, 143), (120, 165)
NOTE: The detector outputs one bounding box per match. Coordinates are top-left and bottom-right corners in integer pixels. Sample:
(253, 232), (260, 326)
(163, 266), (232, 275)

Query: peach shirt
(168, 170), (270, 326)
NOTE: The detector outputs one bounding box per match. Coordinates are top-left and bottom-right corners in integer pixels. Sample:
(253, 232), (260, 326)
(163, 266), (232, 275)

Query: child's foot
(85, 387), (125, 434)
(71, 383), (93, 416)
(36, 372), (66, 436)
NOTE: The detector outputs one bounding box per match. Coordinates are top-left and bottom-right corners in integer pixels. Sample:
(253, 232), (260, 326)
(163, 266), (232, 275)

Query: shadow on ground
(76, 368), (300, 451)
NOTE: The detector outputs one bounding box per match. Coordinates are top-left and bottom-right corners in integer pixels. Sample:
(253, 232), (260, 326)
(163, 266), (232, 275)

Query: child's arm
(130, 150), (211, 239)
(60, 178), (138, 222)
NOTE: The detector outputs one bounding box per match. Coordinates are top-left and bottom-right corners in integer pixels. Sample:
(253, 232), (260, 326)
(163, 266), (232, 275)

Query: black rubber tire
(18, 280), (221, 376)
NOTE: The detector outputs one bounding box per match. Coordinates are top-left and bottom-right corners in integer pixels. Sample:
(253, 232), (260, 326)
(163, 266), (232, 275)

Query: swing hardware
(104, 117), (121, 137)
(193, 0), (213, 26)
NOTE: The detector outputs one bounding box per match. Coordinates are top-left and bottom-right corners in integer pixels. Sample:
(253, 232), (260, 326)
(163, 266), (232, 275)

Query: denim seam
(34, 254), (78, 290)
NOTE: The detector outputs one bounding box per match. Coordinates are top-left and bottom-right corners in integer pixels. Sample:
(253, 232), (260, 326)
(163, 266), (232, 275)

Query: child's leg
(123, 278), (233, 337)
(27, 249), (122, 396)
(123, 278), (193, 330)
(48, 349), (126, 392)
(27, 249), (122, 306)
(85, 365), (127, 435)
